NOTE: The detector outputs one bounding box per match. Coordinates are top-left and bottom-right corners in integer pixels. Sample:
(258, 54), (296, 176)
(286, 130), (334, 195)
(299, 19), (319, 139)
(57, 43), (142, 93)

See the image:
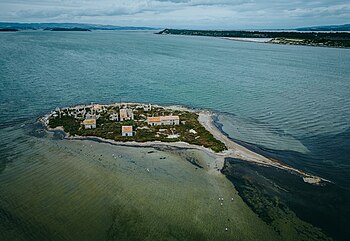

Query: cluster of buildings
(51, 103), (181, 138)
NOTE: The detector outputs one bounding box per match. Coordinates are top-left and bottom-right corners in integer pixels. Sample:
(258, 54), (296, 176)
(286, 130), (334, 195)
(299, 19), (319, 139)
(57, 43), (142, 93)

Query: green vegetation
(48, 116), (81, 135)
(48, 105), (227, 152)
(158, 29), (350, 48)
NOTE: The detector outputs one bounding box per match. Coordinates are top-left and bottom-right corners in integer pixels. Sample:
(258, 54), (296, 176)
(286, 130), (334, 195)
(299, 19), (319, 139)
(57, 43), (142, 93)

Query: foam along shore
(42, 104), (328, 185)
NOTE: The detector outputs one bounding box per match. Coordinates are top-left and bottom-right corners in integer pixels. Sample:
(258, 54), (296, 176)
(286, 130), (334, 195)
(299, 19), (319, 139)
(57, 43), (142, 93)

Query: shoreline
(197, 112), (330, 184)
(158, 29), (350, 49)
(223, 37), (273, 43)
(41, 103), (329, 185)
(223, 37), (350, 49)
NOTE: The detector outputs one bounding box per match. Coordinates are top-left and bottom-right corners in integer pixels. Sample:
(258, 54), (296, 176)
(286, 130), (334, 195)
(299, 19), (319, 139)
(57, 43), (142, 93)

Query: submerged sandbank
(2, 126), (310, 241)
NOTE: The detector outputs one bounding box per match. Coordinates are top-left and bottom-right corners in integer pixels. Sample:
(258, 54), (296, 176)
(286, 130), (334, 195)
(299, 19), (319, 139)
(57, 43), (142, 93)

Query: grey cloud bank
(0, 0), (349, 29)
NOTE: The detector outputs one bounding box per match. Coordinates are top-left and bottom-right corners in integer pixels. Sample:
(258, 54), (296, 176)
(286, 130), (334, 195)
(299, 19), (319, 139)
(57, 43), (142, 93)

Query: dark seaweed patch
(186, 157), (203, 169)
(222, 158), (349, 241)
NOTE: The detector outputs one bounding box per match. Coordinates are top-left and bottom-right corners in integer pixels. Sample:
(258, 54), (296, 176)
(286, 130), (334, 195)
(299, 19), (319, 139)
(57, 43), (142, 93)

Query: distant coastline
(0, 22), (159, 31)
(40, 102), (329, 185)
(158, 29), (350, 48)
(44, 27), (91, 32)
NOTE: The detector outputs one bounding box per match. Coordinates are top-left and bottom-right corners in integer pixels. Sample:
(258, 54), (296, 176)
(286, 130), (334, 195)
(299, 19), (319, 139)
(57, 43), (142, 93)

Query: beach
(224, 37), (273, 43)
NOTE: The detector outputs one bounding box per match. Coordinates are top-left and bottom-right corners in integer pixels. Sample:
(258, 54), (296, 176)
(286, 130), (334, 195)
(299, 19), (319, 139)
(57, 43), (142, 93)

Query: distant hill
(0, 22), (159, 31)
(296, 24), (350, 32)
(44, 27), (91, 32)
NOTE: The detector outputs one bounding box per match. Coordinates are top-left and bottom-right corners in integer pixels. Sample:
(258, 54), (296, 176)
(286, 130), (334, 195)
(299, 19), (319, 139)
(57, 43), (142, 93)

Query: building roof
(82, 119), (96, 125)
(122, 126), (133, 133)
(147, 116), (161, 123)
(160, 116), (180, 121)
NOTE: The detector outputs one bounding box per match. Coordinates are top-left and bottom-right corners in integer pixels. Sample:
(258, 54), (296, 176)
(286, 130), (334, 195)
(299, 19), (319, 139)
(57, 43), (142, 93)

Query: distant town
(43, 103), (227, 152)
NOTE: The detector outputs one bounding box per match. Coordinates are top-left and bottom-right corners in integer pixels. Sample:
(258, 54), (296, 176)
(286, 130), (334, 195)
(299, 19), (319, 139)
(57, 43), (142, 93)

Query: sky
(0, 0), (349, 29)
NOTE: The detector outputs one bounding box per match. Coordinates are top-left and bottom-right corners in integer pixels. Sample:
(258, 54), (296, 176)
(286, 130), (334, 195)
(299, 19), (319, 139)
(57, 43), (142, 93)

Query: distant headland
(0, 22), (159, 31)
(157, 28), (350, 48)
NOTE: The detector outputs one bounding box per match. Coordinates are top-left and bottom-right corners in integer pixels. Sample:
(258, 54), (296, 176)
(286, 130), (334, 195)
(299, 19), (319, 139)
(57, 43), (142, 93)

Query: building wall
(84, 124), (96, 129)
(148, 120), (179, 126)
(148, 121), (161, 126)
(120, 109), (134, 121)
(160, 119), (179, 125)
(122, 132), (133, 137)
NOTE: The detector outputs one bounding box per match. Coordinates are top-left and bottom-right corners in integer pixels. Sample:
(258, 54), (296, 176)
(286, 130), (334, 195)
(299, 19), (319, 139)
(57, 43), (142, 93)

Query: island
(44, 103), (226, 152)
(157, 29), (350, 48)
(41, 102), (327, 185)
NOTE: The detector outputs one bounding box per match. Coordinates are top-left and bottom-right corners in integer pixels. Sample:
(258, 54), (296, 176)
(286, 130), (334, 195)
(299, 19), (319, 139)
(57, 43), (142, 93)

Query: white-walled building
(92, 104), (105, 113)
(147, 116), (180, 126)
(122, 126), (133, 137)
(120, 108), (134, 121)
(143, 104), (152, 112)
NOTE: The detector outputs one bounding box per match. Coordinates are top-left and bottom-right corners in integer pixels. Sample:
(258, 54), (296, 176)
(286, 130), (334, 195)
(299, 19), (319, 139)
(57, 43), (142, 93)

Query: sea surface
(0, 30), (349, 241)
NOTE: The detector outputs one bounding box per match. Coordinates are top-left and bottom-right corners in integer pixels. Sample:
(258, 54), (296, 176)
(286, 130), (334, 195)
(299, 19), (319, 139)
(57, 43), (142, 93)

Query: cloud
(284, 4), (350, 18)
(0, 0), (349, 29)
